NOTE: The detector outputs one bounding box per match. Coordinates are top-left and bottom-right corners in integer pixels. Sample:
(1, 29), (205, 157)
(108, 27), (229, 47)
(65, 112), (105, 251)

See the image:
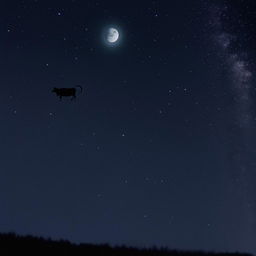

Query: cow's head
(52, 88), (58, 93)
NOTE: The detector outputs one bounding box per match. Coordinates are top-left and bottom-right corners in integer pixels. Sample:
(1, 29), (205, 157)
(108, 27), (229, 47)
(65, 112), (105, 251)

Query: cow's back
(58, 88), (75, 96)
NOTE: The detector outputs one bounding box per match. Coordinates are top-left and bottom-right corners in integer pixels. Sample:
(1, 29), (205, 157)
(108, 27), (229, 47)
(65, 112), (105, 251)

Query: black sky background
(0, 0), (256, 254)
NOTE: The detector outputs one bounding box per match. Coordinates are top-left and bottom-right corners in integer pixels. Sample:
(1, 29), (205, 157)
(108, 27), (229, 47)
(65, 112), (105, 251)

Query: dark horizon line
(0, 232), (253, 256)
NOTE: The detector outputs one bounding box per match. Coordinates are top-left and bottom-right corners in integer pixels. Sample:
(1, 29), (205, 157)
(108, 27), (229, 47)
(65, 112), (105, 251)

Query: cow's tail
(76, 85), (83, 94)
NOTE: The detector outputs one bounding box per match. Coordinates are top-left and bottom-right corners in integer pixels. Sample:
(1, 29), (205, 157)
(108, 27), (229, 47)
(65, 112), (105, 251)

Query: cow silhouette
(52, 86), (83, 100)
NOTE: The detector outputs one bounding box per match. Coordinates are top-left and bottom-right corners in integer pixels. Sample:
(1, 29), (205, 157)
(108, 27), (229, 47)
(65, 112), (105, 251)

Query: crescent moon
(107, 28), (119, 43)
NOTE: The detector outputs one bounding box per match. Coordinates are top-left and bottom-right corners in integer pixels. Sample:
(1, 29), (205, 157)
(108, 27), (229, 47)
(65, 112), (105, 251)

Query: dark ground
(0, 233), (252, 256)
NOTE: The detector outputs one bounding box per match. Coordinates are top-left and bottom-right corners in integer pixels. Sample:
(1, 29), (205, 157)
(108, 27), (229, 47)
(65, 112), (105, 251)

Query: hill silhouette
(0, 233), (252, 256)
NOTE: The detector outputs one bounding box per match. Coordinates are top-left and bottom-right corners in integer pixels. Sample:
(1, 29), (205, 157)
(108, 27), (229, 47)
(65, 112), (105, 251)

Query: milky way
(213, 11), (253, 127)
(210, 3), (256, 249)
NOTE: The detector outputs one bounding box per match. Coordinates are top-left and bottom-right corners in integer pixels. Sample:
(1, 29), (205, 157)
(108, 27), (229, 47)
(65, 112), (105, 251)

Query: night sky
(1, 0), (256, 254)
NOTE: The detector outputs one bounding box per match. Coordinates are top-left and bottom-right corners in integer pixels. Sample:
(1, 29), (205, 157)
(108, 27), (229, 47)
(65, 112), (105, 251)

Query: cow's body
(52, 86), (82, 100)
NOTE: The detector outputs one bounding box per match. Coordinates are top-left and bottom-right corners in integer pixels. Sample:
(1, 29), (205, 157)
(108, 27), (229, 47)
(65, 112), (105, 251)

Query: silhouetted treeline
(0, 233), (252, 256)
